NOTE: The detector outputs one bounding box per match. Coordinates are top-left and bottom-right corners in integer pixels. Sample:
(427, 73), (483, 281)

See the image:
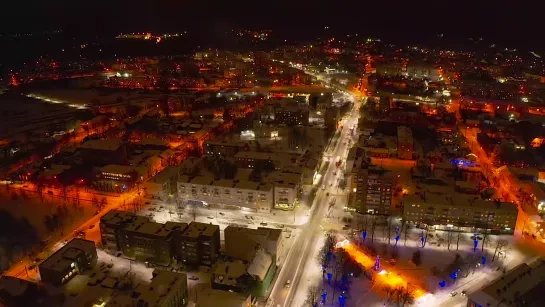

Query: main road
(267, 89), (362, 307)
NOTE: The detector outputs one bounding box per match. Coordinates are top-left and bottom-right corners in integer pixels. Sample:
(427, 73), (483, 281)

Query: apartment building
(120, 220), (187, 266)
(402, 194), (518, 234)
(38, 239), (97, 285)
(100, 210), (188, 266)
(175, 222), (220, 266)
(178, 175), (274, 212)
(100, 210), (138, 251)
(348, 167), (393, 215)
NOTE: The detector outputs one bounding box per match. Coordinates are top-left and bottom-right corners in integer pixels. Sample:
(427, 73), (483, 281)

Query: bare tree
(456, 225), (462, 250)
(421, 225), (431, 248)
(36, 182), (44, 202)
(61, 185), (68, 202)
(189, 206), (197, 221)
(447, 230), (454, 251)
(370, 219), (377, 243)
(403, 222), (410, 246)
(303, 285), (321, 307)
(386, 217), (393, 245)
(492, 239), (509, 262)
(99, 198), (107, 211)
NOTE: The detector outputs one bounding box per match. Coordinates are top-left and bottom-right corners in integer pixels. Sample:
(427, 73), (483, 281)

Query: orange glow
(531, 137), (544, 148)
(337, 240), (427, 299)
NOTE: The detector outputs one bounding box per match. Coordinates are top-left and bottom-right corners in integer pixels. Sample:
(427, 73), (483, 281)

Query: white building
(178, 175), (274, 212)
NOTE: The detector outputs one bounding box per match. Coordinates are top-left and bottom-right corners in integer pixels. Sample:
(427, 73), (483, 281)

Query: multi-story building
(178, 175), (274, 212)
(125, 269), (189, 307)
(38, 238), (97, 285)
(467, 258), (545, 307)
(100, 210), (188, 266)
(273, 104), (309, 125)
(348, 167), (393, 215)
(267, 171), (300, 210)
(258, 98), (309, 126)
(405, 64), (440, 81)
(224, 226), (283, 262)
(176, 222), (220, 266)
(397, 126), (413, 160)
(120, 220), (187, 266)
(402, 194), (518, 234)
(80, 139), (128, 166)
(64, 268), (189, 307)
(100, 210), (138, 251)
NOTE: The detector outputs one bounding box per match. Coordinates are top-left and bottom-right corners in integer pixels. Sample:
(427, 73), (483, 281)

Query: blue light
(395, 235), (400, 242)
(482, 256), (487, 265)
(362, 231), (367, 239)
(439, 281), (446, 288)
(327, 273), (333, 280)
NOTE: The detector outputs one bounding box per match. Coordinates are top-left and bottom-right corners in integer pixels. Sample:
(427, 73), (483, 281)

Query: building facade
(38, 239), (97, 285)
(348, 168), (393, 215)
(402, 194), (518, 234)
(175, 222), (220, 266)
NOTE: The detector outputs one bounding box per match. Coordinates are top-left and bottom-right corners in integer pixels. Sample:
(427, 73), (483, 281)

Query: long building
(100, 210), (188, 266)
(402, 194), (518, 234)
(178, 169), (301, 212)
(467, 257), (545, 307)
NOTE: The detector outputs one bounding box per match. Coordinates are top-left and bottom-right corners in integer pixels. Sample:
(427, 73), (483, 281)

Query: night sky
(1, 1), (543, 49)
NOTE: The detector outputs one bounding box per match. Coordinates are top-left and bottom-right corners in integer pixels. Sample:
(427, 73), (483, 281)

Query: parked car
(285, 280), (291, 288)
(450, 291), (458, 297)
(88, 224), (95, 230)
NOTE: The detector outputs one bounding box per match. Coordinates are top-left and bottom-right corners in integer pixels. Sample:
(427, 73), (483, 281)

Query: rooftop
(403, 193), (519, 213)
(181, 222), (219, 239)
(39, 239), (96, 272)
(193, 285), (251, 307)
(100, 210), (137, 226)
(469, 257), (545, 307)
(80, 139), (124, 151)
(100, 164), (136, 175)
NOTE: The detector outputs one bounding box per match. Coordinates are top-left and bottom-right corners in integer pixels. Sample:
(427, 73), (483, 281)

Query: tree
(44, 215), (55, 233)
(492, 239), (509, 262)
(99, 198), (107, 211)
(370, 219), (377, 242)
(385, 217), (394, 246)
(412, 250), (422, 266)
(189, 206), (197, 221)
(447, 229), (454, 251)
(91, 196), (99, 209)
(303, 285), (321, 307)
(403, 222), (410, 246)
(456, 225), (462, 250)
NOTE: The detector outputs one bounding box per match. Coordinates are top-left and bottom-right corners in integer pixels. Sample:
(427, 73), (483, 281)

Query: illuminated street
(266, 85), (362, 307)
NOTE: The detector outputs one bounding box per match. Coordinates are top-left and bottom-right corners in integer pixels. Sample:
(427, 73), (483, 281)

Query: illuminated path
(336, 240), (428, 300)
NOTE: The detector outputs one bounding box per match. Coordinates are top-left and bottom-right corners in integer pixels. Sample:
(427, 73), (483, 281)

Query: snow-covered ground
(297, 216), (542, 307)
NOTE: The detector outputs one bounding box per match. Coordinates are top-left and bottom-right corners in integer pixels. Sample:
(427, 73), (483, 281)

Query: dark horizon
(2, 1), (543, 51)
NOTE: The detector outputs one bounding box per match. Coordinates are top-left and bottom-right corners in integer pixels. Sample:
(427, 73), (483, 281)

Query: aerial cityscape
(1, 2), (545, 307)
